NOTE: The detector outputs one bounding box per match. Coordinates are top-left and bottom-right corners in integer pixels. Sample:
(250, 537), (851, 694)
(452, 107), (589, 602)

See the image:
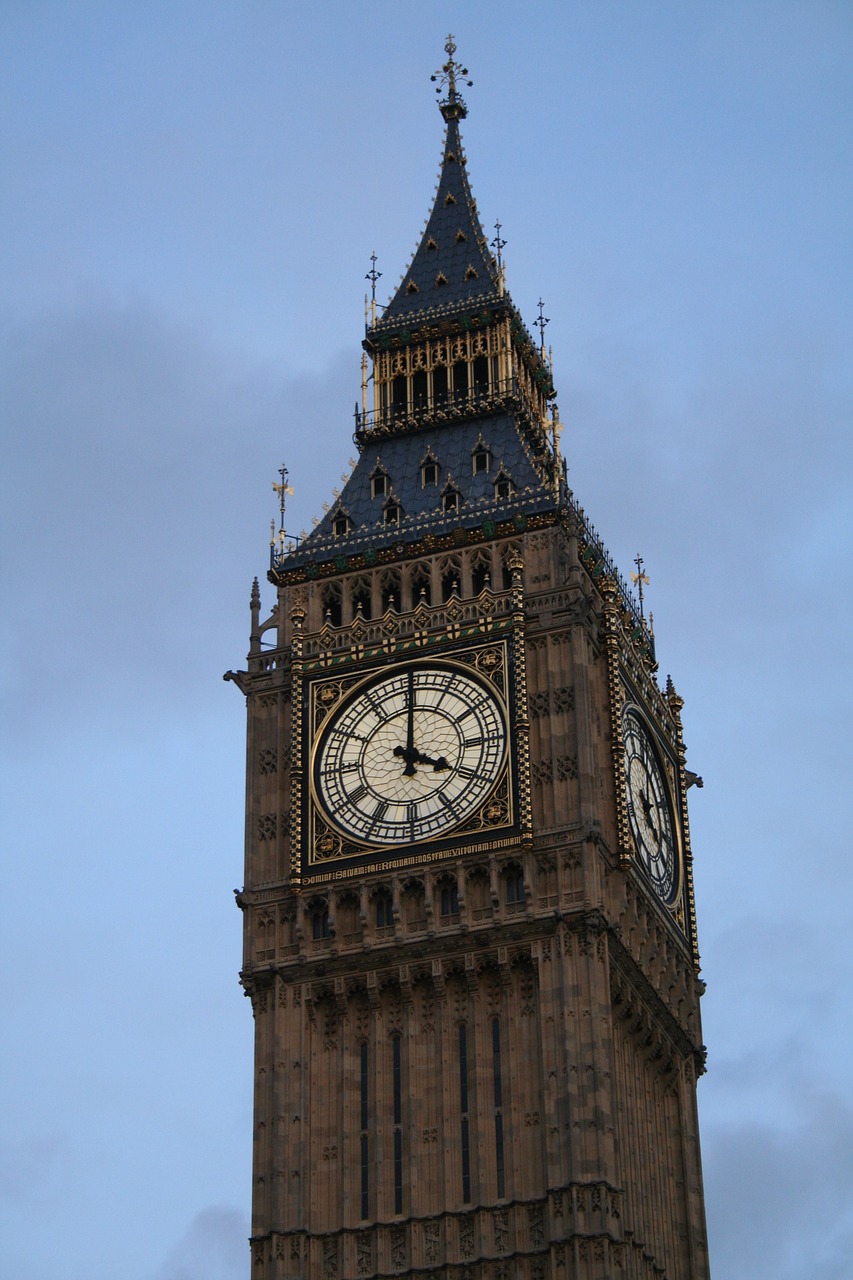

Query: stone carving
(531, 759), (553, 785)
(459, 1214), (474, 1258)
(556, 754), (578, 780)
(390, 1225), (406, 1270)
(258, 748), (278, 774)
(494, 1207), (509, 1253)
(424, 1219), (441, 1264)
(257, 813), (277, 841)
(322, 1237), (338, 1278)
(356, 1232), (372, 1276)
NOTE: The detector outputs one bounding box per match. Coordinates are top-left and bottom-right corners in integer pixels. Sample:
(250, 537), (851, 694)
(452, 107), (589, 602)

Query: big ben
(226, 37), (711, 1280)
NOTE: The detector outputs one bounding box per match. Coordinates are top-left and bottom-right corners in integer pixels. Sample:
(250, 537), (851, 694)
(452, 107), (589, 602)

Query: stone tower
(226, 37), (711, 1280)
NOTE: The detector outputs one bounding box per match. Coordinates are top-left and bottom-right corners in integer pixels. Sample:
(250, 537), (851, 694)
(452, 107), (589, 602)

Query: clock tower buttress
(227, 38), (711, 1280)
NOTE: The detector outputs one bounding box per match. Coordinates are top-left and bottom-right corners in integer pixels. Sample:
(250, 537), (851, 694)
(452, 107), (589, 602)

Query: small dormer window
(465, 265), (479, 280)
(421, 459), (438, 488)
(443, 491), (459, 513)
(406, 279), (419, 294)
(435, 272), (448, 287)
(384, 502), (400, 526)
(371, 468), (388, 498)
(426, 238), (438, 251)
(444, 192), (456, 206)
(472, 441), (491, 474)
(455, 229), (467, 243)
(494, 473), (513, 500)
(333, 512), (350, 537)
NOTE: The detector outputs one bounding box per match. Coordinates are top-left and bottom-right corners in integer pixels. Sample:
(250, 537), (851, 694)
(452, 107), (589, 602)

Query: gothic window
(321, 583), (342, 627)
(311, 906), (331, 940)
(401, 879), (426, 932)
(360, 1041), (370, 1219)
(410, 564), (432, 607)
(351, 578), (372, 619)
(452, 361), (468, 403)
(471, 552), (492, 595)
(439, 880), (459, 918)
(412, 369), (428, 411)
(458, 1023), (471, 1203)
(432, 363), (448, 406)
(391, 375), (407, 420)
(472, 355), (489, 396)
(466, 866), (491, 921)
(504, 865), (525, 906)
(374, 891), (393, 929)
(492, 1019), (505, 1198)
(391, 1034), (403, 1214)
(440, 557), (461, 603)
(335, 891), (360, 946)
(381, 570), (400, 613)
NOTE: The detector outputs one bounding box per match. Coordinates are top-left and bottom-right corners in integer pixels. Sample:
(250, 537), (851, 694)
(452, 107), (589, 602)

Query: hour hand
(413, 750), (449, 772)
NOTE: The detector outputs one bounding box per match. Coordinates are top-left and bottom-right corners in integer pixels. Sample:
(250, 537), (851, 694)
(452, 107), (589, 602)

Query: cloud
(151, 1207), (248, 1280)
(704, 1083), (853, 1280)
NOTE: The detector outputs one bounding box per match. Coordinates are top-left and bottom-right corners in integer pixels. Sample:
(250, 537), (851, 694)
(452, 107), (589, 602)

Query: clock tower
(227, 38), (711, 1280)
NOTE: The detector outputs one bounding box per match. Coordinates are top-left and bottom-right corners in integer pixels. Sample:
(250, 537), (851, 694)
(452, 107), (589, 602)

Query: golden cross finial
(630, 553), (650, 618)
(432, 34), (473, 120)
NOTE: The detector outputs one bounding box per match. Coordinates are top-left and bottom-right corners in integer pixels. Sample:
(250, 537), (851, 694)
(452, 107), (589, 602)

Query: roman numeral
(348, 784), (368, 804)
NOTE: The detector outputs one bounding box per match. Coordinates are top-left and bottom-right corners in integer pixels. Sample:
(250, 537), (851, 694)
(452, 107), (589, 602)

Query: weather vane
(431, 34), (473, 114)
(535, 299), (550, 355)
(630, 553), (650, 618)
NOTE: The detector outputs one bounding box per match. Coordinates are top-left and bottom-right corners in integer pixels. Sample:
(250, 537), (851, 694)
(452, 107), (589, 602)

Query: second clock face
(313, 662), (507, 846)
(623, 709), (679, 904)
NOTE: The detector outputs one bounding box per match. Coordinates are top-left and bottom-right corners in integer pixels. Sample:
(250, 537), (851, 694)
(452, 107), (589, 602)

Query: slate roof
(283, 412), (561, 571)
(369, 114), (502, 333)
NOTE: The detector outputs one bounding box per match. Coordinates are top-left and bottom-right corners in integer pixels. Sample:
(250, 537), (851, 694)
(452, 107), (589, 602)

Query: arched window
(351, 579), (372, 619)
(311, 907), (330, 939)
(374, 892), (393, 929)
(321, 583), (342, 627)
(440, 882), (459, 917)
(410, 564), (432, 607)
(504, 865), (525, 907)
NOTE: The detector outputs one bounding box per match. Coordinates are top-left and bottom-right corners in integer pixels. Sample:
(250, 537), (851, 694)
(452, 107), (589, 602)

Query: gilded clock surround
(228, 38), (710, 1280)
(306, 646), (516, 870)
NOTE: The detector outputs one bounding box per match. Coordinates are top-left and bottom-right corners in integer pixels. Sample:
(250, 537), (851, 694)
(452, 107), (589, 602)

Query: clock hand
(392, 671), (419, 776)
(639, 786), (659, 842)
(412, 749), (449, 771)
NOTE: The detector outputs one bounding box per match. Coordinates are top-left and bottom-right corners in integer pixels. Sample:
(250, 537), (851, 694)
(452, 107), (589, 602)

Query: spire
(371, 37), (501, 333)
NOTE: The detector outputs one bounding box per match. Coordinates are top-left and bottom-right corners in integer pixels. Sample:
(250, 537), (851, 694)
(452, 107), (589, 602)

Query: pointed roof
(369, 39), (502, 335)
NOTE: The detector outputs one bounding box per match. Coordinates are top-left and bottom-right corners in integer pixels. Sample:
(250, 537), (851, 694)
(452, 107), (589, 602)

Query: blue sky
(1, 3), (851, 1278)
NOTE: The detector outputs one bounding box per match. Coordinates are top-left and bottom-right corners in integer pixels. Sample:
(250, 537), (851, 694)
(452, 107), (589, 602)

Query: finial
(535, 299), (550, 356)
(431, 34), (473, 121)
(366, 252), (382, 327)
(491, 220), (507, 293)
(630, 553), (650, 619)
(272, 464), (294, 536)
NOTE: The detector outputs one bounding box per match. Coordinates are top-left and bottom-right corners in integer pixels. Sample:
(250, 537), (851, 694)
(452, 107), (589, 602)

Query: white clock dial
(313, 662), (507, 846)
(623, 709), (678, 904)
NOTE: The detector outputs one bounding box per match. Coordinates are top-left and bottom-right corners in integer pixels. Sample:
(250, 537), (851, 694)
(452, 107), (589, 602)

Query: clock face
(623, 709), (678, 904)
(313, 662), (507, 846)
